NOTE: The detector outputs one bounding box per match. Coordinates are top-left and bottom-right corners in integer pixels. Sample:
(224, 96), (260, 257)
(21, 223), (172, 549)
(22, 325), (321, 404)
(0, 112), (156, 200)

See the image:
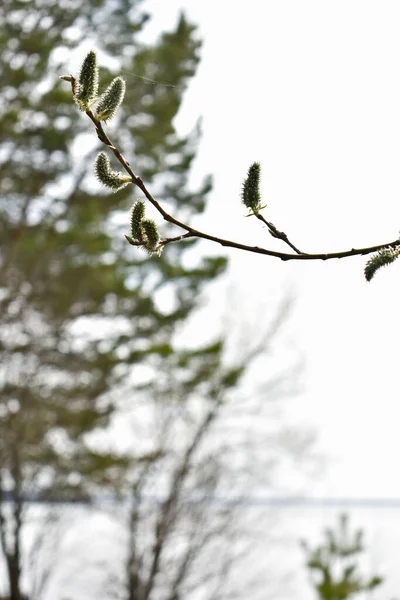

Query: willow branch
(63, 74), (400, 263)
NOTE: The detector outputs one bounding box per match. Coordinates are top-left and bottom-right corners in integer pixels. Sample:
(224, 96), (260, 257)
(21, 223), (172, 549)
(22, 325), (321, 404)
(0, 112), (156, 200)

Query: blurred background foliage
(0, 1), (312, 599)
(302, 514), (386, 600)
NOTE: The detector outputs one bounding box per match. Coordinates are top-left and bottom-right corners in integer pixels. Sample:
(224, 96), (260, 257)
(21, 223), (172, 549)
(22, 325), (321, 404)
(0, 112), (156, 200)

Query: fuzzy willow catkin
(75, 50), (99, 110)
(242, 162), (262, 212)
(142, 219), (160, 251)
(130, 201), (145, 241)
(364, 248), (400, 281)
(94, 151), (132, 191)
(95, 77), (126, 122)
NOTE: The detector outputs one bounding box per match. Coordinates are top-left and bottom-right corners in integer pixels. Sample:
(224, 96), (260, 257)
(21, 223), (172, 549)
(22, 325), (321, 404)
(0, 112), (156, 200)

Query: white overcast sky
(132, 0), (400, 500)
(138, 0), (400, 500)
(103, 2), (400, 596)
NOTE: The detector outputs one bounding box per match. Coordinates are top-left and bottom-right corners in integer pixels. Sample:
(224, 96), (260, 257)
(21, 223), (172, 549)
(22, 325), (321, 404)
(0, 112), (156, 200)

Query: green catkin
(75, 51), (99, 110)
(94, 152), (132, 192)
(364, 247), (400, 282)
(142, 219), (160, 252)
(241, 162), (262, 212)
(95, 77), (126, 122)
(130, 201), (146, 240)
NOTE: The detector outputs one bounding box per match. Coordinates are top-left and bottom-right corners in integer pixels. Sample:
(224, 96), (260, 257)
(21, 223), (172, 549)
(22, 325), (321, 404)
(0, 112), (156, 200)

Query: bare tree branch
(142, 408), (216, 600)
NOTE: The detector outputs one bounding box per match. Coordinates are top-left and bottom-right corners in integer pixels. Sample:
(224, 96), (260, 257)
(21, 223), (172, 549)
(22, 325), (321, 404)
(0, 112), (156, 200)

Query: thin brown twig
(125, 231), (193, 248)
(64, 75), (400, 263)
(254, 213), (303, 254)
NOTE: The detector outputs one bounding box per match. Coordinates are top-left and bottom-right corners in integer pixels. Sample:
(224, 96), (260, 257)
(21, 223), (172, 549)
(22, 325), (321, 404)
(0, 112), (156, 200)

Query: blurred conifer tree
(0, 1), (236, 597)
(302, 514), (383, 600)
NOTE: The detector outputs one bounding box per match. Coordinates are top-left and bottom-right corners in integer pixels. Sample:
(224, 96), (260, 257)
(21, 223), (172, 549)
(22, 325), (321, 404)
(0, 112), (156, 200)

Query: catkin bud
(130, 201), (145, 240)
(142, 219), (160, 253)
(75, 51), (99, 110)
(94, 152), (132, 192)
(364, 247), (400, 282)
(94, 77), (126, 122)
(242, 162), (262, 212)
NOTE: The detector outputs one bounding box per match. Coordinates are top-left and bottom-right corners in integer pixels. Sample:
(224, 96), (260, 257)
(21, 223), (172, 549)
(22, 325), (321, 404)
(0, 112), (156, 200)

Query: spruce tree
(0, 2), (231, 597)
(302, 514), (383, 600)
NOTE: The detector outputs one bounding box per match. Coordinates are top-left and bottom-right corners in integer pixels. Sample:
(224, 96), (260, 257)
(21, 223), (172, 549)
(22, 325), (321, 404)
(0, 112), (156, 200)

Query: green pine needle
(94, 77), (126, 122)
(94, 152), (132, 192)
(242, 162), (262, 212)
(75, 50), (99, 111)
(364, 247), (400, 282)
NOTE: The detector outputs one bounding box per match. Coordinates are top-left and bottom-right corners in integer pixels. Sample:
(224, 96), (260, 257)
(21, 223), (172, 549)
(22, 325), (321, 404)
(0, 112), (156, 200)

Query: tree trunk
(7, 554), (22, 600)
